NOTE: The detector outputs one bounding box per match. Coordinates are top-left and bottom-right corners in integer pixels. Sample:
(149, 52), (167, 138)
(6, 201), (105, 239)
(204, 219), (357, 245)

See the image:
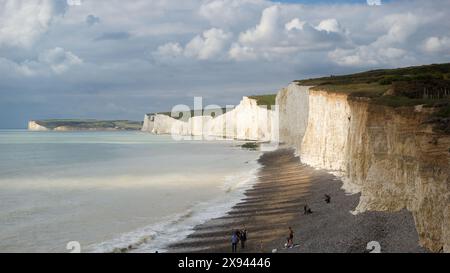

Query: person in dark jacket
(324, 194), (331, 204)
(304, 204), (313, 214)
(287, 227), (294, 248)
(231, 231), (239, 253)
(240, 227), (247, 249)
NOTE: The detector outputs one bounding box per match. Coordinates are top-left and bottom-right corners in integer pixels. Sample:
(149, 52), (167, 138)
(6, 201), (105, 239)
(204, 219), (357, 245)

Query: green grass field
(35, 119), (143, 130)
(295, 63), (450, 87)
(249, 64), (450, 111)
(248, 95), (277, 109)
(294, 63), (450, 109)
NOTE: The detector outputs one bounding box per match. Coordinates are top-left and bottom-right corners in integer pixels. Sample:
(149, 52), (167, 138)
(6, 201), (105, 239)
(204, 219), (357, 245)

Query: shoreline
(169, 149), (426, 253)
(90, 149), (264, 254)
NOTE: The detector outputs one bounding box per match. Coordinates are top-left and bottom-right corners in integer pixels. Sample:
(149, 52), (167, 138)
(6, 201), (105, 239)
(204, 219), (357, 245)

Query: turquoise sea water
(0, 130), (260, 253)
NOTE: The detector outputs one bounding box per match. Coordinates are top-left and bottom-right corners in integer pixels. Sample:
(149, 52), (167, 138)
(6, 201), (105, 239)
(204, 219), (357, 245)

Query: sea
(0, 130), (261, 253)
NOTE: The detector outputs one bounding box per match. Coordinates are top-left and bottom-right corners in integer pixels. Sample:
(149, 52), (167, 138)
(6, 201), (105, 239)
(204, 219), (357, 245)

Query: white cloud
(229, 43), (258, 61)
(229, 6), (348, 61)
(422, 36), (450, 54)
(38, 47), (83, 74)
(330, 46), (407, 66)
(0, 57), (40, 76)
(154, 28), (232, 61)
(184, 28), (232, 60)
(285, 18), (306, 31)
(239, 5), (281, 45)
(329, 13), (424, 66)
(0, 47), (83, 77)
(367, 0), (382, 6)
(315, 19), (342, 33)
(199, 0), (267, 28)
(0, 0), (60, 48)
(2, 47), (83, 76)
(375, 13), (422, 45)
(154, 42), (184, 59)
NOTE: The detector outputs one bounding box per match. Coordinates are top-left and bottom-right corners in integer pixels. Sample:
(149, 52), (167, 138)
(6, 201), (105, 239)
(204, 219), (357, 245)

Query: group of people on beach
(285, 194), (332, 249)
(229, 194), (332, 252)
(231, 228), (247, 253)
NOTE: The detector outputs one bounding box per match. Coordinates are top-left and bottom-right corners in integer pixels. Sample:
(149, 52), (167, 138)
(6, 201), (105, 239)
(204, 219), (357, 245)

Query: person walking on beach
(304, 205), (313, 215)
(231, 231), (239, 253)
(240, 227), (247, 249)
(324, 194), (331, 204)
(287, 227), (294, 248)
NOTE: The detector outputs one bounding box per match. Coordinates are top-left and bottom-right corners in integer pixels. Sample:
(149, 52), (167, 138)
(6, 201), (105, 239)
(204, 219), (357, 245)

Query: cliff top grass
(248, 94), (277, 109)
(34, 119), (143, 130)
(295, 63), (450, 110)
(295, 63), (450, 86)
(295, 63), (450, 133)
(430, 104), (450, 134)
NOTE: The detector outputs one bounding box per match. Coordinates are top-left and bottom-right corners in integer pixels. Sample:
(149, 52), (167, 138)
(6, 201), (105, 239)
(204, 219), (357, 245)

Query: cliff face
(277, 84), (450, 252)
(208, 97), (275, 141)
(276, 84), (310, 152)
(141, 114), (154, 132)
(148, 97), (276, 141)
(28, 121), (50, 131)
(347, 102), (450, 252)
(152, 114), (189, 135)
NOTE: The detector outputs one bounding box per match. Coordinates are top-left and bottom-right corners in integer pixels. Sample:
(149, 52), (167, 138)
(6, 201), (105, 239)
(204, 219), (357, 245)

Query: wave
(86, 161), (261, 253)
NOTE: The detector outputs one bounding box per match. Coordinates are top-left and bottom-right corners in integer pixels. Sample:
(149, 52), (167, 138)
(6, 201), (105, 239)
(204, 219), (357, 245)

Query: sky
(0, 0), (449, 128)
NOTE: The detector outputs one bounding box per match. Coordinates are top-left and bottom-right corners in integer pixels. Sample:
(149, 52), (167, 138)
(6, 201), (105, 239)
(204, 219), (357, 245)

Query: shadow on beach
(169, 149), (426, 253)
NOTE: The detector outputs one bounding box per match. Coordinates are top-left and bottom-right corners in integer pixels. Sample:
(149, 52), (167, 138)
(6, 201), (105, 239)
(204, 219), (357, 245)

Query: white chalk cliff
(141, 114), (155, 132)
(143, 84), (449, 252)
(28, 121), (50, 131)
(145, 97), (277, 141)
(277, 83), (450, 252)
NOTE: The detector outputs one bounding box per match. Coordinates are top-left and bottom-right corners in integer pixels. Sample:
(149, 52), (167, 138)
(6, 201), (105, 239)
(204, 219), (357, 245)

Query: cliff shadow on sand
(168, 149), (426, 253)
(277, 81), (449, 253)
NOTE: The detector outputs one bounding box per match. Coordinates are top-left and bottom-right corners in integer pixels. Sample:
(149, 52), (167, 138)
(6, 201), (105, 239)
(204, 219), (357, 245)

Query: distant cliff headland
(28, 119), (143, 131)
(141, 95), (277, 140)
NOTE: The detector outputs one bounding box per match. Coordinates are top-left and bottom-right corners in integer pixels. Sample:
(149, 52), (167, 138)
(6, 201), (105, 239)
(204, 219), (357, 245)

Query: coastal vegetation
(254, 64), (450, 111)
(248, 95), (277, 109)
(292, 63), (450, 133)
(241, 142), (259, 150)
(294, 63), (450, 109)
(34, 119), (143, 130)
(427, 104), (450, 134)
